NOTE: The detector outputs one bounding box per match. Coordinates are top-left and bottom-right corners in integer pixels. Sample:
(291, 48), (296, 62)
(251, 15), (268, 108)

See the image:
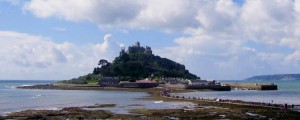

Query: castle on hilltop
(120, 41), (152, 56)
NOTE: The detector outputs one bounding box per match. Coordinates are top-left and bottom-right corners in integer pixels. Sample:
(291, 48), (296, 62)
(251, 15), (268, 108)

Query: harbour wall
(186, 85), (231, 91)
(224, 83), (278, 90)
(163, 84), (231, 91)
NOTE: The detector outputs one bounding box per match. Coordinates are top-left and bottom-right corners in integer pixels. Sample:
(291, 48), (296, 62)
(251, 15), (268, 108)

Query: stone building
(99, 77), (120, 87)
(161, 77), (190, 84)
(120, 41), (152, 56)
(190, 79), (209, 85)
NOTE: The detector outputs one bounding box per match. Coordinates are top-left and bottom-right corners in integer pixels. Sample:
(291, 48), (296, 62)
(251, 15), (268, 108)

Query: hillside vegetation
(98, 53), (198, 81)
(60, 48), (199, 84)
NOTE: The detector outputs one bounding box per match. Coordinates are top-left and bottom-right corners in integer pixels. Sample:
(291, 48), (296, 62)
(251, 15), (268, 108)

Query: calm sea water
(0, 80), (193, 115)
(1, 80), (299, 115)
(173, 80), (300, 105)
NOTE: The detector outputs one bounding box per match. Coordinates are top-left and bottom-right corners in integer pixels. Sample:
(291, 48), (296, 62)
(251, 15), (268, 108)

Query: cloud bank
(23, 0), (201, 31)
(0, 31), (120, 80)
(4, 0), (300, 79)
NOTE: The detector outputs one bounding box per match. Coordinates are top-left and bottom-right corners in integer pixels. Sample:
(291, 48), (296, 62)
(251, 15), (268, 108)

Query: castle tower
(126, 41), (152, 54)
(135, 41), (140, 47)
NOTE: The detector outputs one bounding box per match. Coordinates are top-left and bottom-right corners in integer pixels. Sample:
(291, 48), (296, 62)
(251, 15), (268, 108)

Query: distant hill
(60, 42), (199, 84)
(245, 74), (300, 81)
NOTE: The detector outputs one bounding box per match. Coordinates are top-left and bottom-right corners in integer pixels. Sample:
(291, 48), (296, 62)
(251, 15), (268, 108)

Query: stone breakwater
(186, 85), (231, 91)
(223, 82), (278, 90)
(160, 89), (299, 112)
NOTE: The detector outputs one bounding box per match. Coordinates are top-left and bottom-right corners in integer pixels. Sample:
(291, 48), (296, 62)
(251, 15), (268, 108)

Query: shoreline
(2, 84), (300, 119)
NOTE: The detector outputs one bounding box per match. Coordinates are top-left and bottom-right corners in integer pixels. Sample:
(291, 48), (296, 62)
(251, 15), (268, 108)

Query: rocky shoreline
(1, 84), (299, 120)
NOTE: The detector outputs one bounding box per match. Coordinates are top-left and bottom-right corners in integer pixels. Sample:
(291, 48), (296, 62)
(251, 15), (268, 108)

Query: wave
(20, 85), (33, 87)
(2, 85), (17, 89)
(47, 107), (59, 110)
(30, 94), (46, 99)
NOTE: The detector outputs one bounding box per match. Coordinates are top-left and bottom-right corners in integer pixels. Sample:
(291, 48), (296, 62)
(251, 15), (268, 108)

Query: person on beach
(285, 104), (288, 110)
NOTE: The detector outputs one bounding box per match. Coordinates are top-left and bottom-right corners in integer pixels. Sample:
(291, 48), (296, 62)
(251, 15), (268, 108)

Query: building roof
(190, 79), (207, 83)
(136, 80), (157, 83)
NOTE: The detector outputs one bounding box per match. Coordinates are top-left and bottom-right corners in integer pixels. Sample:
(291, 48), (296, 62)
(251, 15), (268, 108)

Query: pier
(160, 89), (299, 112)
(186, 85), (231, 91)
(223, 82), (278, 90)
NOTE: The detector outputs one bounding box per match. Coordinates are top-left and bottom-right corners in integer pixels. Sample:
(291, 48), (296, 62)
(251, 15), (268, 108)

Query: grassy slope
(58, 73), (100, 85)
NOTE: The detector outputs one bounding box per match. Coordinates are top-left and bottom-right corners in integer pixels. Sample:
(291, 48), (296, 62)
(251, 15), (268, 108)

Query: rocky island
(55, 42), (231, 91)
(6, 42), (299, 119)
(60, 41), (199, 85)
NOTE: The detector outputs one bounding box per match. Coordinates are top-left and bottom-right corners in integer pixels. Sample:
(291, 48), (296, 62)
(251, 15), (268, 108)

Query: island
(58, 41), (231, 91)
(7, 42), (299, 120)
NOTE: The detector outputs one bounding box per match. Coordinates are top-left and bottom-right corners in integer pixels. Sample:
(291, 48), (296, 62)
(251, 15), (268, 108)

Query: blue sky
(0, 0), (180, 47)
(0, 0), (300, 80)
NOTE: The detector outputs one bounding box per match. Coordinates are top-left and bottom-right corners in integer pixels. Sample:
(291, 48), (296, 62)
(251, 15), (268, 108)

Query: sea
(173, 80), (300, 105)
(0, 80), (193, 115)
(0, 80), (300, 115)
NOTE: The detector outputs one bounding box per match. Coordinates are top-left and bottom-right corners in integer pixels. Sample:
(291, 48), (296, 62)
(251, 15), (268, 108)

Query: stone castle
(120, 41), (152, 56)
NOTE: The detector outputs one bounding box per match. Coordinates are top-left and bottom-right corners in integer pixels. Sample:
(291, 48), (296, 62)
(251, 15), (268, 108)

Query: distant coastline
(245, 74), (300, 81)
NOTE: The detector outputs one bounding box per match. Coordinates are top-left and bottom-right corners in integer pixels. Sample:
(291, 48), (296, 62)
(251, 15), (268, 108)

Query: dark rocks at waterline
(4, 107), (112, 120)
(81, 104), (116, 108)
(225, 83), (278, 90)
(17, 84), (104, 91)
(17, 84), (60, 89)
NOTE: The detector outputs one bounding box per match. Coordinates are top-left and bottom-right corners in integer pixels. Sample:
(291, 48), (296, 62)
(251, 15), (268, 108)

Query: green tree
(98, 59), (108, 67)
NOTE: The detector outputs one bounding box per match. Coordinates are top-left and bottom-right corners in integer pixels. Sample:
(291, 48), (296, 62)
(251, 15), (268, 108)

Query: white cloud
(0, 31), (121, 80)
(93, 34), (120, 60)
(24, 0), (142, 28)
(130, 0), (200, 31)
(18, 0), (300, 79)
(156, 0), (300, 79)
(23, 0), (201, 31)
(285, 50), (300, 64)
